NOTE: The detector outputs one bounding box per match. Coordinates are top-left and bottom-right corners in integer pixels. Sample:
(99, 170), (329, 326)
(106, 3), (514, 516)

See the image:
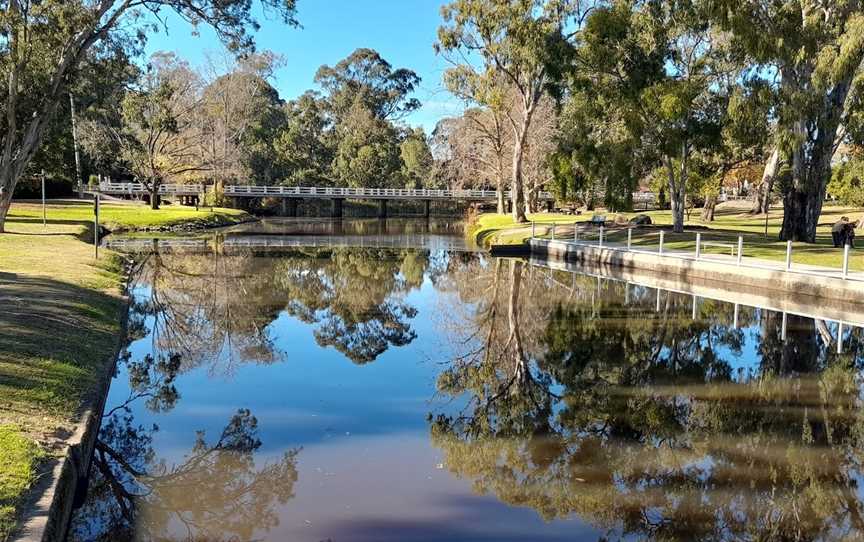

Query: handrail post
(599, 226), (604, 248)
(843, 243), (850, 279)
(551, 223), (556, 241)
(695, 232), (701, 260)
(574, 223), (579, 242)
(736, 236), (744, 266)
(531, 221), (535, 239)
(627, 227), (632, 250)
(659, 230), (665, 255)
(785, 240), (793, 271)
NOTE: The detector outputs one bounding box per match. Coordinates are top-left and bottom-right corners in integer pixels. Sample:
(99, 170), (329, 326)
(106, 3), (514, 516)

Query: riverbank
(474, 202), (864, 271)
(0, 201), (249, 541)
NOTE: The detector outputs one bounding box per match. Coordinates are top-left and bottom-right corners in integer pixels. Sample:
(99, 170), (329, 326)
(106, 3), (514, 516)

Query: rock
(630, 214), (652, 225)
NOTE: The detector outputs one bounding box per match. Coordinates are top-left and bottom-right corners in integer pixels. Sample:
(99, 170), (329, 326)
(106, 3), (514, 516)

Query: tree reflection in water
(132, 245), (430, 371)
(431, 258), (864, 541)
(68, 352), (300, 542)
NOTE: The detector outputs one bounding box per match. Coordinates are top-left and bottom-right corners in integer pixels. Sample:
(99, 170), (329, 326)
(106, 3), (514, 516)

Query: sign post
(41, 169), (46, 227)
(94, 193), (100, 259)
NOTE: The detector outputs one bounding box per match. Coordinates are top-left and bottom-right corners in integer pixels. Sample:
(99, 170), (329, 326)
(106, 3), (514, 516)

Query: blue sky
(144, 0), (465, 131)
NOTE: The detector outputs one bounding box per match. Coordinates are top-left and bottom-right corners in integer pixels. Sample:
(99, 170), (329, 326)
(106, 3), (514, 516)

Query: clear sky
(144, 0), (465, 132)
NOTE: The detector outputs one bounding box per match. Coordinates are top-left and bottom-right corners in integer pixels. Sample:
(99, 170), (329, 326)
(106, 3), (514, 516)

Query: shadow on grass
(0, 273), (122, 425)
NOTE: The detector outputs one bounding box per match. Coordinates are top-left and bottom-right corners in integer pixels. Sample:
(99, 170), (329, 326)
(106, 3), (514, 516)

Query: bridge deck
(98, 182), (554, 201)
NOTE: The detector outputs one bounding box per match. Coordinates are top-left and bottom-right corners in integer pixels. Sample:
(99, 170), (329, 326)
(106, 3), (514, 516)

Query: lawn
(473, 203), (864, 272)
(0, 200), (248, 539)
(8, 200), (250, 233)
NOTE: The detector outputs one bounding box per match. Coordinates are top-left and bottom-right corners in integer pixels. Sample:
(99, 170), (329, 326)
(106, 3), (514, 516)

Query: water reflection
(70, 240), (864, 542)
(432, 259), (864, 541)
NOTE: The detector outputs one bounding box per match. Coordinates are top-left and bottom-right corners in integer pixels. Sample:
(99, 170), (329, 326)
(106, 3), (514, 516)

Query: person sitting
(832, 217), (850, 247)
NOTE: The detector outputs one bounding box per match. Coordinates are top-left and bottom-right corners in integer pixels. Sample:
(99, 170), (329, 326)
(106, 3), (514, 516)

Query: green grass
(0, 426), (44, 540)
(473, 203), (864, 272)
(9, 200), (250, 232)
(0, 202), (196, 538)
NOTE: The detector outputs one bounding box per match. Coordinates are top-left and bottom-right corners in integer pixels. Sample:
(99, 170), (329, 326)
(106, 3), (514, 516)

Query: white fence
(98, 182), (554, 201)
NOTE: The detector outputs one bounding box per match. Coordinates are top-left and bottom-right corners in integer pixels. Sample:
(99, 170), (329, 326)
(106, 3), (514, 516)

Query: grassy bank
(473, 203), (864, 272)
(9, 200), (251, 232)
(0, 200), (248, 539)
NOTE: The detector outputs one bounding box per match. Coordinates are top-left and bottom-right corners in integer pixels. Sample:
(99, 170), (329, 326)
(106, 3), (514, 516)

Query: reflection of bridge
(104, 234), (475, 254)
(97, 182), (555, 217)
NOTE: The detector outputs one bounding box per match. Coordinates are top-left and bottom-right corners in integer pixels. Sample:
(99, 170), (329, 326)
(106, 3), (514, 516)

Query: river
(68, 218), (864, 542)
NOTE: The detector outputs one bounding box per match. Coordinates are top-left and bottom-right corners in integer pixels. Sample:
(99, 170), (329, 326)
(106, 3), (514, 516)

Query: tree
(314, 48), (421, 122)
(575, 1), (726, 233)
(0, 0), (299, 231)
(400, 127), (433, 189)
(436, 0), (580, 223)
(197, 52), (287, 189)
(711, 1), (864, 242)
(331, 100), (403, 188)
(86, 54), (206, 209)
(275, 91), (334, 186)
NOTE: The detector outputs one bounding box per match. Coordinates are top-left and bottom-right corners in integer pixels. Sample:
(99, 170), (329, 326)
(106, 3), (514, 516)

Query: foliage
(829, 158), (864, 207)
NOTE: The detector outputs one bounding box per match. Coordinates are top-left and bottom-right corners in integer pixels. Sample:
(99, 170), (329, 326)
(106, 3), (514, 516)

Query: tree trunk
(778, 63), (855, 242)
(751, 147), (779, 214)
(150, 184), (160, 210)
(665, 151), (686, 234)
(496, 175), (505, 214)
(511, 136), (527, 223)
(0, 172), (14, 233)
(701, 194), (717, 222)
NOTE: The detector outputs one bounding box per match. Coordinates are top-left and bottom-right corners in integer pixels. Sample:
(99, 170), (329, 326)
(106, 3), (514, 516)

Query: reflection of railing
(531, 256), (864, 349)
(104, 235), (475, 253)
(531, 221), (863, 284)
(98, 182), (554, 201)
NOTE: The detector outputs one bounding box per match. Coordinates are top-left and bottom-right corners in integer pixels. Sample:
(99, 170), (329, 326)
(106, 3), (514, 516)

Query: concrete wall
(529, 239), (864, 310)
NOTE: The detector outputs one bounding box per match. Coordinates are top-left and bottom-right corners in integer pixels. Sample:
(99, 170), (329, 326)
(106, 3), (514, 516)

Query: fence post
(627, 227), (632, 250)
(843, 243), (850, 279)
(599, 226), (604, 248)
(736, 236), (744, 266)
(574, 223), (579, 242)
(785, 240), (793, 271)
(659, 230), (665, 255)
(838, 322), (845, 354)
(695, 232), (701, 260)
(551, 223), (556, 241)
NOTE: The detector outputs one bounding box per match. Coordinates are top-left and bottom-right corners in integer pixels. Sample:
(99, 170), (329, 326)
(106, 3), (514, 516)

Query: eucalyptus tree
(436, 0), (582, 223)
(574, 0), (728, 233)
(275, 91), (335, 186)
(0, 0), (298, 230)
(710, 1), (864, 241)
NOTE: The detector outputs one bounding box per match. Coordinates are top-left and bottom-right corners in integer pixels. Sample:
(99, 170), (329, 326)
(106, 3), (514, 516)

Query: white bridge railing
(98, 182), (554, 201)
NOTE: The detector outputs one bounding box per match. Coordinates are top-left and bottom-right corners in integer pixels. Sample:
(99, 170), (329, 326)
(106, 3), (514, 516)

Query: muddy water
(70, 221), (864, 542)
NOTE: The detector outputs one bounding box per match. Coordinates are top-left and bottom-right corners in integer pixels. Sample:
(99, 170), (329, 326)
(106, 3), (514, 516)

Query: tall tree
(436, 0), (580, 223)
(711, 1), (864, 241)
(0, 0), (299, 231)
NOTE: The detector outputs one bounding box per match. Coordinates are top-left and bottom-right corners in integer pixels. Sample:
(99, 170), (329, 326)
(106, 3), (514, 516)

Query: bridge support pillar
(546, 199), (554, 212)
(505, 200), (513, 213)
(378, 199), (388, 219)
(423, 199), (431, 218)
(332, 198), (344, 218)
(281, 198), (298, 217)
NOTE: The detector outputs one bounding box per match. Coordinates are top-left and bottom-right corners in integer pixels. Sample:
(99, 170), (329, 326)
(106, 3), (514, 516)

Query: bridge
(97, 182), (555, 218)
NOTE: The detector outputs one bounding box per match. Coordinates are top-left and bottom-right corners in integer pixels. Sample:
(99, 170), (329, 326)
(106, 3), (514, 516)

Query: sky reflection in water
(69, 229), (864, 542)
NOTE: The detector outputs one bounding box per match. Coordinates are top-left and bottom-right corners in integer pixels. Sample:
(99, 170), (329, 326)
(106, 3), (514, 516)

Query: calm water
(70, 220), (864, 542)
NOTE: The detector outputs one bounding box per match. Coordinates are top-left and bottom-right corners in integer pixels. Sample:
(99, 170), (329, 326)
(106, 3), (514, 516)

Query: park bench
(589, 215), (607, 226)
